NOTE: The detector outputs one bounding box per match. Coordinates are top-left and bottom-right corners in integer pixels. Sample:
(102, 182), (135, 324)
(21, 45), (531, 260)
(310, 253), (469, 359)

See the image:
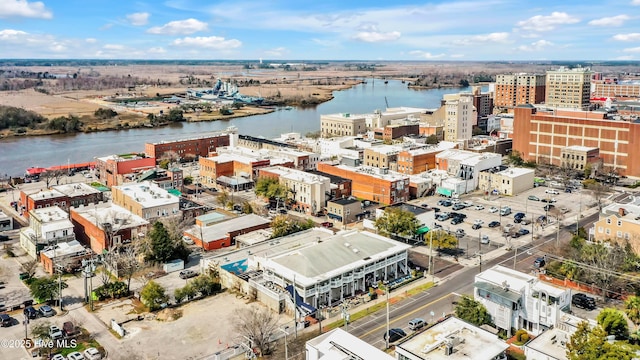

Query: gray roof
(271, 231), (406, 278)
(187, 214), (270, 243)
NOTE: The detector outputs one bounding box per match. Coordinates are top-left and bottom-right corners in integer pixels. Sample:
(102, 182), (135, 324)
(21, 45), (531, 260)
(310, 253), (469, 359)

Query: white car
(49, 325), (63, 340)
(67, 351), (85, 360)
(481, 235), (490, 244)
(51, 354), (66, 360)
(451, 198), (461, 204)
(84, 347), (102, 360)
(545, 189), (559, 195)
(462, 201), (473, 207)
(489, 206), (499, 213)
(474, 205), (485, 211)
(473, 219), (484, 225)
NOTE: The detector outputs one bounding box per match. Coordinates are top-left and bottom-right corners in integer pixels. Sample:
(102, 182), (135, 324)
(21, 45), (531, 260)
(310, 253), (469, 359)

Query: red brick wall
(317, 163), (406, 204)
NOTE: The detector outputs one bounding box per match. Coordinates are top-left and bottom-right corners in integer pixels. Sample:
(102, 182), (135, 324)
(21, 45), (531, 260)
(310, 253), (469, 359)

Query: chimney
(619, 208), (626, 216)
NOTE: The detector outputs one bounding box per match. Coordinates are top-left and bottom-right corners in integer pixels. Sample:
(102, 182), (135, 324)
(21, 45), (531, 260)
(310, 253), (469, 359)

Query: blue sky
(1, 0), (640, 60)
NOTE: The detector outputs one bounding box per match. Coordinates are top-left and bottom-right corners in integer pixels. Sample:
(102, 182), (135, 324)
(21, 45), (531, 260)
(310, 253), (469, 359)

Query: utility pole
(385, 283), (390, 349)
(428, 230), (434, 282)
(279, 327), (289, 360)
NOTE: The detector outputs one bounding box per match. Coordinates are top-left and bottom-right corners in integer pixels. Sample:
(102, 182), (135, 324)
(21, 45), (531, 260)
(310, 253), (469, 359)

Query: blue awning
(285, 284), (316, 315)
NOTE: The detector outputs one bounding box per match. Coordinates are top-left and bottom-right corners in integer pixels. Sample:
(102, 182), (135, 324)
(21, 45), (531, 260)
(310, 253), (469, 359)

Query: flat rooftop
(334, 164), (409, 182)
(329, 198), (360, 206)
(306, 328), (394, 360)
(268, 230), (412, 284)
(41, 240), (92, 259)
(72, 202), (149, 230)
(31, 206), (69, 222)
(397, 316), (508, 360)
(497, 167), (535, 178)
(262, 166), (329, 184)
(115, 181), (179, 208)
(53, 183), (101, 197)
(28, 188), (65, 200)
(186, 214), (270, 243)
(563, 145), (598, 152)
(524, 328), (568, 360)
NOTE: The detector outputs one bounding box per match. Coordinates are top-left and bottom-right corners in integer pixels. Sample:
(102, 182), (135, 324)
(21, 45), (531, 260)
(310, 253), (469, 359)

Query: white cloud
(632, 0), (640, 5)
(0, 29), (28, 41)
(517, 39), (554, 52)
(172, 36), (241, 49)
(103, 44), (125, 51)
(613, 33), (640, 41)
(408, 50), (445, 59)
(615, 55), (634, 60)
(352, 30), (401, 42)
(147, 18), (208, 35)
(623, 47), (640, 53)
(0, 0), (52, 19)
(453, 32), (510, 45)
(517, 12), (579, 32)
(264, 47), (287, 57)
(126, 12), (149, 26)
(85, 38), (97, 43)
(588, 15), (630, 27)
(148, 47), (166, 54)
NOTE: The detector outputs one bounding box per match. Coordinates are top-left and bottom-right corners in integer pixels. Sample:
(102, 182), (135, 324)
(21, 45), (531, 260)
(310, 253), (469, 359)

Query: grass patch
(405, 282), (434, 296)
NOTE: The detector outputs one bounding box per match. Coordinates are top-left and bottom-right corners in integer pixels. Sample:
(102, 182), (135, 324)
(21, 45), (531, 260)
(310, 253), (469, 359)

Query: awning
(416, 226), (431, 235)
(168, 189), (182, 197)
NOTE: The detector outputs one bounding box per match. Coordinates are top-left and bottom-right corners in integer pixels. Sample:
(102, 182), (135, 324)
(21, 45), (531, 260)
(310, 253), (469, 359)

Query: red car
(321, 222), (333, 228)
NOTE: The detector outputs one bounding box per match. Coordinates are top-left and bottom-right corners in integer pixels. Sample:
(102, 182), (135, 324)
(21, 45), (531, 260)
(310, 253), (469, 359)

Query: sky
(1, 0), (640, 61)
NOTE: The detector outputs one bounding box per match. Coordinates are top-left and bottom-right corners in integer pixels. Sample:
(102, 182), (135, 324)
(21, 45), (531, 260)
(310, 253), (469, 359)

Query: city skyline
(1, 0), (640, 61)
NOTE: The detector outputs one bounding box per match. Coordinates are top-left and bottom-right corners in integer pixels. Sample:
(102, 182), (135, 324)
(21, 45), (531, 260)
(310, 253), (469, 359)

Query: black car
(534, 257), (546, 269)
(384, 328), (407, 343)
(513, 213), (525, 223)
(518, 229), (530, 236)
(23, 306), (38, 319)
(0, 313), (13, 327)
(544, 204), (555, 212)
(451, 217), (464, 225)
(488, 221), (500, 228)
(431, 207), (441, 213)
(0, 234), (9, 242)
(572, 293), (596, 310)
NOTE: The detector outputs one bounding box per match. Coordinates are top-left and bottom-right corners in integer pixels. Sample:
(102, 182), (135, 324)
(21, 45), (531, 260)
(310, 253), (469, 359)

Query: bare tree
(114, 245), (141, 293)
(21, 260), (38, 278)
(584, 181), (609, 211)
(40, 170), (56, 188)
(52, 169), (66, 186)
(234, 305), (280, 357)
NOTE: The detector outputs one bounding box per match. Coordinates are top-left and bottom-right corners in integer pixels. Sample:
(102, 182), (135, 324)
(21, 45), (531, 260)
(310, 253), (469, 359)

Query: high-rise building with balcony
(494, 73), (546, 109)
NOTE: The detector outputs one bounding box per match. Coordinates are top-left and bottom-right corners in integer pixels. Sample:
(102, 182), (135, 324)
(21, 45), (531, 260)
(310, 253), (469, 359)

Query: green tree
(374, 207), (420, 240)
(425, 134), (438, 144)
(597, 308), (629, 339)
(624, 296), (640, 325)
(270, 216), (315, 238)
(454, 295), (492, 327)
(140, 281), (168, 311)
(459, 79), (470, 87)
(167, 108), (185, 122)
(146, 221), (174, 263)
(191, 274), (221, 297)
(426, 230), (457, 250)
(254, 177), (289, 201)
(28, 276), (66, 303)
(183, 176), (193, 185)
(241, 201), (254, 214)
(567, 321), (633, 360)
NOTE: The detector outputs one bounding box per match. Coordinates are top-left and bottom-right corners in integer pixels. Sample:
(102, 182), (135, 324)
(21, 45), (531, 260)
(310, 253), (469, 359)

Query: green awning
(416, 226), (431, 235)
(168, 189), (182, 196)
(437, 187), (452, 196)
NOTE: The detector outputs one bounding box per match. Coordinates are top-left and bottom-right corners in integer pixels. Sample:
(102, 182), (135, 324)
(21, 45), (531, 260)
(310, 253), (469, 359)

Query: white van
(408, 318), (426, 330)
(500, 207), (511, 216)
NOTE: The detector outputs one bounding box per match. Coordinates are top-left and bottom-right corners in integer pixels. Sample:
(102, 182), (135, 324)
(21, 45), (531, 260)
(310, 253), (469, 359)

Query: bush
(94, 281), (129, 300)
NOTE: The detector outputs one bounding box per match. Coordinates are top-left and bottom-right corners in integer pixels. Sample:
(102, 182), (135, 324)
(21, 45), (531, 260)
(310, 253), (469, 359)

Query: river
(0, 80), (478, 177)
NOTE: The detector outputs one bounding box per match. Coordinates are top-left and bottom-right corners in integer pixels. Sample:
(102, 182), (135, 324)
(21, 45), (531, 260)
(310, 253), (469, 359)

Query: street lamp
(385, 282), (390, 349)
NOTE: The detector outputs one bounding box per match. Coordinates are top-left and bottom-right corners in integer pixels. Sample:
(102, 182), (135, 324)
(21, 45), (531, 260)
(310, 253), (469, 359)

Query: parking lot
(412, 184), (597, 259)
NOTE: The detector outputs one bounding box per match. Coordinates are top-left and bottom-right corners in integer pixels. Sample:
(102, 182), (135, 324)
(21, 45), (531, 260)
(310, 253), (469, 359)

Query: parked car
(473, 219), (484, 225)
(408, 318), (427, 331)
(49, 325), (63, 340)
(452, 203), (466, 211)
(0, 313), (13, 327)
(503, 223), (514, 233)
(474, 205), (485, 210)
(431, 207), (441, 213)
(24, 306), (38, 319)
(455, 229), (465, 237)
(534, 257), (546, 269)
(471, 223), (482, 230)
(84, 347), (103, 360)
(572, 293), (596, 310)
(63, 321), (78, 337)
(451, 217), (464, 225)
(51, 354), (66, 360)
(488, 206), (499, 213)
(518, 229), (530, 236)
(384, 328), (407, 342)
(481, 235), (490, 244)
(543, 204), (555, 212)
(527, 195), (540, 201)
(321, 222), (333, 228)
(545, 189), (560, 195)
(67, 351), (85, 360)
(0, 234), (9, 242)
(438, 200), (452, 207)
(462, 201), (473, 208)
(39, 305), (55, 317)
(565, 188), (572, 193)
(488, 221), (500, 228)
(179, 270), (198, 280)
(500, 207), (511, 216)
(520, 218), (532, 225)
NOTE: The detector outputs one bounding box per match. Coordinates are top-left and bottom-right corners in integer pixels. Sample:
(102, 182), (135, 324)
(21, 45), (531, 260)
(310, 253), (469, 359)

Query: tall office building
(545, 67), (592, 110)
(443, 93), (474, 142)
(494, 73), (546, 109)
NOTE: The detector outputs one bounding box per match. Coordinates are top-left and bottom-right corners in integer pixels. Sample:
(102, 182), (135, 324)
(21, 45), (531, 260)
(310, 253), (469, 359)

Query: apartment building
(494, 73), (546, 109)
(475, 265), (571, 336)
(380, 123), (419, 142)
(317, 163), (409, 205)
(320, 112), (367, 137)
(592, 80), (640, 101)
(396, 142), (458, 175)
(592, 200), (640, 253)
(512, 105), (640, 177)
(443, 93), (475, 142)
(19, 206), (75, 258)
(111, 181), (180, 221)
(40, 240), (92, 274)
(95, 153), (156, 187)
(71, 202), (149, 253)
(472, 86), (494, 120)
(326, 197), (363, 225)
(144, 130), (233, 159)
(478, 167), (535, 196)
(199, 150), (293, 187)
(258, 166), (331, 214)
(545, 67), (592, 110)
(306, 170), (352, 200)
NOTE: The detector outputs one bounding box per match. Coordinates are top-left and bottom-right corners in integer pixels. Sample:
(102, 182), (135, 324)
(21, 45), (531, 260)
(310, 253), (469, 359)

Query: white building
(475, 265), (571, 336)
(478, 167), (535, 196)
(111, 181), (180, 221)
(443, 93), (475, 142)
(395, 316), (508, 360)
(260, 166), (331, 214)
(306, 328), (394, 360)
(20, 206), (75, 258)
(436, 150), (502, 195)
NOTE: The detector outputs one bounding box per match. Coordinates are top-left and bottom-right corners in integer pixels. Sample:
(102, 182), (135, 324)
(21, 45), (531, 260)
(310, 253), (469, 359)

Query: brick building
(111, 181), (180, 221)
(95, 153), (156, 188)
(183, 214), (271, 251)
(145, 132), (232, 160)
(306, 170), (352, 201)
(494, 73), (546, 109)
(381, 123), (419, 142)
(513, 105), (640, 177)
(591, 80), (640, 101)
(317, 163), (409, 205)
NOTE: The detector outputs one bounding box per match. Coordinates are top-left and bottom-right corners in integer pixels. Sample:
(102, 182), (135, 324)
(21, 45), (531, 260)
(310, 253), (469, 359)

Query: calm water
(0, 80), (476, 177)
